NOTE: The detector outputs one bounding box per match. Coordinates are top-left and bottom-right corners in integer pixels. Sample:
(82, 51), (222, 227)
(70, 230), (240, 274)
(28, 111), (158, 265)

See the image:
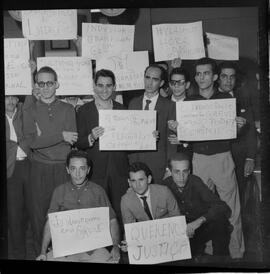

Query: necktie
(144, 99), (151, 110)
(140, 196), (153, 220)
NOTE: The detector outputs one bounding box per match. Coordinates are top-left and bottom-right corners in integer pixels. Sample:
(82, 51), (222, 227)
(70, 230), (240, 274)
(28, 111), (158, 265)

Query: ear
(147, 175), (152, 184)
(185, 81), (191, 90)
(55, 81), (60, 89)
(213, 74), (218, 82)
(87, 167), (90, 174)
(160, 80), (165, 88)
(66, 167), (70, 174)
(127, 179), (132, 187)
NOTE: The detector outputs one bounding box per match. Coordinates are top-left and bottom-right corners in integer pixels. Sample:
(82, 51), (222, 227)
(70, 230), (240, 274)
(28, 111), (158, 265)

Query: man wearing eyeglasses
(23, 66), (77, 256)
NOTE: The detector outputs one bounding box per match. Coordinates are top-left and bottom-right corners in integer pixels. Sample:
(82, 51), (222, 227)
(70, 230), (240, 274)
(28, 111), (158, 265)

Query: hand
(186, 218), (205, 238)
(168, 134), (180, 145)
(236, 116), (246, 131)
(32, 87), (41, 100)
(91, 126), (105, 140)
(110, 246), (120, 263)
(163, 168), (171, 180)
(244, 159), (255, 177)
(62, 131), (78, 145)
(36, 254), (47, 261)
(29, 59), (37, 74)
(119, 240), (128, 253)
(168, 120), (178, 133)
(35, 122), (41, 136)
(73, 36), (82, 56)
(29, 40), (35, 54)
(171, 57), (182, 68)
(152, 130), (159, 140)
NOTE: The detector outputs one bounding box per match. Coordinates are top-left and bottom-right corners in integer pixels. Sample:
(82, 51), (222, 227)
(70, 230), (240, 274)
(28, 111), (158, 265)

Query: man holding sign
(36, 150), (120, 262)
(169, 57), (246, 259)
(128, 64), (175, 183)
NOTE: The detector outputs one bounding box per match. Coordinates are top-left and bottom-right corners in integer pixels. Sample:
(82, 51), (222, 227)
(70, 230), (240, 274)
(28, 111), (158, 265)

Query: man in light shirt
(5, 95), (30, 259)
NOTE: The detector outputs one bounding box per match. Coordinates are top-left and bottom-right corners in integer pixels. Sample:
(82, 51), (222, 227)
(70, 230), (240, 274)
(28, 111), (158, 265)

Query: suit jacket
(120, 184), (180, 224)
(6, 103), (30, 178)
(231, 89), (257, 160)
(76, 100), (129, 180)
(128, 95), (175, 182)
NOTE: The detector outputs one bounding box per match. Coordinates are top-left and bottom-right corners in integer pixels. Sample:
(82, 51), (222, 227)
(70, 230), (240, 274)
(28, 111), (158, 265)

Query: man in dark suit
(128, 64), (175, 183)
(217, 61), (258, 206)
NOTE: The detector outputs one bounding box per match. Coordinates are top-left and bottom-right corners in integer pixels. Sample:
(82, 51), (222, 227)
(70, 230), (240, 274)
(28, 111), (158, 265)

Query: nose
(75, 169), (80, 177)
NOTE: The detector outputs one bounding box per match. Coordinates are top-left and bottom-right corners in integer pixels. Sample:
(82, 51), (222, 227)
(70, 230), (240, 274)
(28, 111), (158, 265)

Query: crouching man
(36, 150), (120, 263)
(160, 152), (232, 261)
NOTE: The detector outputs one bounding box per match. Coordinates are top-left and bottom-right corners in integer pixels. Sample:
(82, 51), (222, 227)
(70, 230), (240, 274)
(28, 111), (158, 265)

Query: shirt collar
(136, 187), (150, 199)
(37, 98), (59, 107)
(171, 94), (186, 102)
(143, 92), (159, 103)
(6, 108), (17, 120)
(68, 179), (90, 190)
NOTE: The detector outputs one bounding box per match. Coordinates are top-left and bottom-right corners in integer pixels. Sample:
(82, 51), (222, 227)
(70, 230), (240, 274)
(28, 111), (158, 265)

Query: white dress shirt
(142, 93), (159, 110)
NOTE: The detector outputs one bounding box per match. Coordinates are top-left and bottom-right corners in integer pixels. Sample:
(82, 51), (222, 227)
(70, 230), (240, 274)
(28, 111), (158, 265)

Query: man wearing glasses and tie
(128, 64), (176, 183)
(23, 66), (77, 256)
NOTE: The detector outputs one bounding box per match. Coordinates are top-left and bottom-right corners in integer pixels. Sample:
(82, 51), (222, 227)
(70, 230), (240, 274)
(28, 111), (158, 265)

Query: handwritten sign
(48, 207), (112, 258)
(4, 38), (32, 95)
(206, 32), (239, 60)
(82, 23), (135, 60)
(176, 99), (236, 141)
(125, 216), (191, 264)
(96, 51), (149, 91)
(152, 22), (205, 61)
(99, 110), (156, 151)
(37, 57), (94, 95)
(22, 10), (77, 40)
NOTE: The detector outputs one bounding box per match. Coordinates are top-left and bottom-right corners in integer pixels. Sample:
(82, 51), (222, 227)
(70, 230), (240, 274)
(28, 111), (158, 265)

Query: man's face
(169, 74), (190, 98)
(144, 67), (164, 95)
(36, 72), (58, 101)
(66, 157), (90, 186)
(94, 76), (115, 101)
(170, 160), (190, 187)
(195, 64), (218, 91)
(218, 68), (236, 93)
(5, 96), (19, 113)
(128, 170), (151, 195)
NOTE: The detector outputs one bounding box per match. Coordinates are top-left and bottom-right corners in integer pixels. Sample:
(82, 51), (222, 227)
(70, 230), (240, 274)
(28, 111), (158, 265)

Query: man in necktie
(128, 64), (176, 183)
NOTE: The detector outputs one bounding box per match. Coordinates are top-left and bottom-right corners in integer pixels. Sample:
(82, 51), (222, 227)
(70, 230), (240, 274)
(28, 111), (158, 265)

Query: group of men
(5, 56), (257, 263)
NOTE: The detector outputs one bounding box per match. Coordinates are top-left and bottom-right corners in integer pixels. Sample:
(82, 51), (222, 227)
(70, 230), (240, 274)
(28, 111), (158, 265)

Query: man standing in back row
(128, 64), (175, 183)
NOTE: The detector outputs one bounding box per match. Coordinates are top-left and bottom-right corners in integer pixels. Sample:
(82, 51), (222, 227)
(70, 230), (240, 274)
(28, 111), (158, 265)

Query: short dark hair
(194, 57), (218, 75)
(66, 150), (92, 169)
(144, 64), (166, 81)
(94, 69), (116, 86)
(169, 67), (190, 82)
(35, 66), (58, 82)
(128, 162), (152, 178)
(217, 61), (239, 76)
(168, 152), (191, 170)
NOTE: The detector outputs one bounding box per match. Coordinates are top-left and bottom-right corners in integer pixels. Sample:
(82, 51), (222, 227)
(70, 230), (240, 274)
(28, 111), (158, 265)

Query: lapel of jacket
(130, 189), (151, 221)
(5, 115), (10, 141)
(149, 184), (157, 219)
(154, 95), (162, 112)
(137, 95), (144, 110)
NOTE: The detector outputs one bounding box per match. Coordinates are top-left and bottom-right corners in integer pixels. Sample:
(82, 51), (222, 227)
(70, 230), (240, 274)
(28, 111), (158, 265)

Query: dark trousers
(28, 160), (68, 256)
(7, 159), (30, 259)
(189, 217), (231, 257)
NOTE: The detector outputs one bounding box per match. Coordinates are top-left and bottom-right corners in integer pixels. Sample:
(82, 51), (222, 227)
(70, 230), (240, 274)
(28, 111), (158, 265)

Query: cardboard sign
(37, 57), (94, 95)
(4, 38), (32, 95)
(176, 99), (236, 141)
(152, 21), (205, 61)
(48, 207), (112, 258)
(96, 51), (149, 91)
(206, 32), (239, 60)
(82, 23), (135, 60)
(99, 110), (156, 151)
(124, 216), (191, 264)
(22, 9), (77, 40)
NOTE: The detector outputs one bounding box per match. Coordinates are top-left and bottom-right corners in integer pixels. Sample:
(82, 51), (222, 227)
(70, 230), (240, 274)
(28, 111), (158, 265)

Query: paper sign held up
(37, 57), (94, 95)
(152, 21), (205, 61)
(125, 216), (191, 264)
(82, 23), (135, 60)
(206, 32), (239, 60)
(96, 51), (149, 91)
(4, 38), (32, 95)
(22, 10), (77, 40)
(48, 207), (112, 258)
(99, 110), (156, 151)
(176, 99), (236, 141)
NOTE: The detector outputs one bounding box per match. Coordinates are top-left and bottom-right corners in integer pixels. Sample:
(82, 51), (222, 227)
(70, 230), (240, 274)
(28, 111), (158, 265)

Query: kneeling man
(36, 150), (120, 263)
(160, 152), (232, 259)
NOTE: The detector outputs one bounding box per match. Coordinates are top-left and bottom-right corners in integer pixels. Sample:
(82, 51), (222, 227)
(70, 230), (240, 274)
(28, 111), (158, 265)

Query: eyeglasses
(170, 80), (186, 86)
(36, 81), (55, 88)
